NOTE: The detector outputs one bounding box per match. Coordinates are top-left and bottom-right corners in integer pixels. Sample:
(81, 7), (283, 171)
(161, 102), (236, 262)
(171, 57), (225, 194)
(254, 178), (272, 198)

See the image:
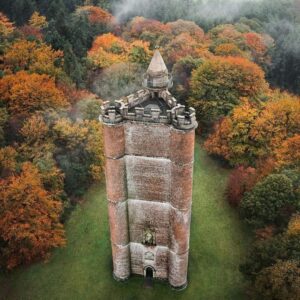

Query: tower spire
(143, 50), (172, 90)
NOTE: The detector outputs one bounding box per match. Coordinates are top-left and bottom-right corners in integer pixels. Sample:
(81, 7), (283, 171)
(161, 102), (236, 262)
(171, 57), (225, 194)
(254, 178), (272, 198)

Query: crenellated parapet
(100, 90), (197, 130)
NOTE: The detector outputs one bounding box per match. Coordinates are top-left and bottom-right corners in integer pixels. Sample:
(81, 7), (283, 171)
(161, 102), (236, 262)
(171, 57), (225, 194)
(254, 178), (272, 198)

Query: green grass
(0, 144), (251, 300)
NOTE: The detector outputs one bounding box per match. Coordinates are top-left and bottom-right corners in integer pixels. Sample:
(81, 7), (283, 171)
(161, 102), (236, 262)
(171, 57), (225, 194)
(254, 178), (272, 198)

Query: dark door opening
(144, 267), (154, 288)
(146, 267), (153, 278)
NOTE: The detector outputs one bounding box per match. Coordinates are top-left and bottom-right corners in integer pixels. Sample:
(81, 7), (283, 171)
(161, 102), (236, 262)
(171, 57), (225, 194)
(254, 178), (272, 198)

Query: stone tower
(100, 50), (197, 289)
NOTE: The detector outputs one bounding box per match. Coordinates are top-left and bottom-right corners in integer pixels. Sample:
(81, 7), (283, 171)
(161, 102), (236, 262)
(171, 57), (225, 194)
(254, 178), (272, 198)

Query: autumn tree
(75, 5), (113, 25)
(205, 96), (300, 166)
(226, 166), (256, 207)
(250, 97), (300, 158)
(204, 100), (260, 165)
(254, 260), (300, 300)
(0, 146), (18, 178)
(3, 40), (64, 78)
(0, 107), (8, 146)
(0, 71), (69, 116)
(123, 16), (172, 47)
(163, 33), (201, 65)
(214, 43), (246, 57)
(53, 118), (104, 196)
(128, 40), (152, 66)
(274, 135), (300, 170)
(29, 11), (48, 29)
(189, 56), (268, 127)
(88, 33), (128, 68)
(19, 114), (65, 199)
(0, 162), (65, 269)
(167, 19), (204, 42)
(287, 214), (300, 236)
(0, 12), (15, 37)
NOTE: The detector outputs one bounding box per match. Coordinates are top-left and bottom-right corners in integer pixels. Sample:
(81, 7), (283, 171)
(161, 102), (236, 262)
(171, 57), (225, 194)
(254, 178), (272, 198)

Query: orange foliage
(0, 12), (14, 36)
(3, 40), (64, 77)
(76, 5), (113, 25)
(0, 162), (65, 269)
(215, 43), (246, 57)
(205, 96), (300, 166)
(127, 16), (171, 38)
(0, 146), (18, 178)
(204, 100), (260, 165)
(163, 33), (201, 65)
(88, 33), (128, 67)
(0, 71), (69, 116)
(167, 19), (204, 41)
(250, 98), (300, 155)
(274, 135), (300, 169)
(244, 32), (267, 56)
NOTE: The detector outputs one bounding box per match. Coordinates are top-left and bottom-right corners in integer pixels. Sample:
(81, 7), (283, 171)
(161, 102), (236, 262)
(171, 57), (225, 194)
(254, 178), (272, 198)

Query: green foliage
(240, 233), (300, 279)
(240, 174), (296, 228)
(254, 260), (300, 300)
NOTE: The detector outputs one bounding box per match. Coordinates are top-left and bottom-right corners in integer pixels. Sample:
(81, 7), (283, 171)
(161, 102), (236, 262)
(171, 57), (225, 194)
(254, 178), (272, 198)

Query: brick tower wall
(103, 121), (195, 288)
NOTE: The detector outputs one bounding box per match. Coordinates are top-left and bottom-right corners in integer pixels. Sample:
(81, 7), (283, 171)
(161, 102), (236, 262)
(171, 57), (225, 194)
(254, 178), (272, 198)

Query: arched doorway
(146, 266), (153, 278)
(144, 266), (155, 288)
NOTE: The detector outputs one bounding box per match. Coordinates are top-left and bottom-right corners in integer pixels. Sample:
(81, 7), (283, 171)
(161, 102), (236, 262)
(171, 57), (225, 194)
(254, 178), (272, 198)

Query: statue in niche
(143, 228), (156, 246)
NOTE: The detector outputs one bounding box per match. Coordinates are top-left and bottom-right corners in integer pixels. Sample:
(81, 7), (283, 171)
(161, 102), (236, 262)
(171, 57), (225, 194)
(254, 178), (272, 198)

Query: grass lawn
(0, 143), (251, 300)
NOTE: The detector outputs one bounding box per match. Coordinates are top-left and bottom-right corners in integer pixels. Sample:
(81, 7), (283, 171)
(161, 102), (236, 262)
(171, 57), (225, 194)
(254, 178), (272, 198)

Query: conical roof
(147, 50), (168, 76)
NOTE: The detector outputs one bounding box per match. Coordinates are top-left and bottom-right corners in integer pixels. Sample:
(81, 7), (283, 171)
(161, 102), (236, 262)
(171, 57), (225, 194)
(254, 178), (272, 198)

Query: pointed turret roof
(147, 50), (168, 76)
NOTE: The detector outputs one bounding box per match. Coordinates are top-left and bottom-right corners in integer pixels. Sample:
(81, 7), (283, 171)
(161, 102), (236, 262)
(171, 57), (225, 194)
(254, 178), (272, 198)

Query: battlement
(100, 89), (197, 131)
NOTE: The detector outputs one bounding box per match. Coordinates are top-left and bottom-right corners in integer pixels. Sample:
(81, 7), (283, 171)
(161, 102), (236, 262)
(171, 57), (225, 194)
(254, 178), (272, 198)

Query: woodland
(0, 0), (300, 299)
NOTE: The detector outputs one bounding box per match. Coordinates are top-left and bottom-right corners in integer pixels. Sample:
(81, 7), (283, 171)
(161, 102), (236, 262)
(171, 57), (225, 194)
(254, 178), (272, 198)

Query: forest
(0, 0), (300, 299)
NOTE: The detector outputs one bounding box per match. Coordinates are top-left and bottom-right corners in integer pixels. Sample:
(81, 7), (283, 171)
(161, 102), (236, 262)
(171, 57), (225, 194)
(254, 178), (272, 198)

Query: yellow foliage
(287, 214), (300, 236)
(3, 39), (64, 78)
(0, 12), (14, 36)
(29, 12), (48, 29)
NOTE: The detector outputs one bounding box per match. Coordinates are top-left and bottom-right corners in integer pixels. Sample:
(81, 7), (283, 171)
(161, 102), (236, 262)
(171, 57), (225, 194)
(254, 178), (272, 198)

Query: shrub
(226, 166), (256, 207)
(240, 174), (295, 228)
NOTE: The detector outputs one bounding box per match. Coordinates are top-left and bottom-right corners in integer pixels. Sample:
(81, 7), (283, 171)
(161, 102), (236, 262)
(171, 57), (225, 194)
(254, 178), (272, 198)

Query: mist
(113, 0), (262, 24)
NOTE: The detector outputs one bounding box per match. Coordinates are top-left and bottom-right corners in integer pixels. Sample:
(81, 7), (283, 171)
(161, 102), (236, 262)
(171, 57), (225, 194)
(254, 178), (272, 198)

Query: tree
(75, 5), (113, 25)
(123, 16), (172, 48)
(205, 96), (300, 166)
(240, 174), (296, 228)
(0, 162), (65, 269)
(274, 135), (300, 170)
(250, 97), (300, 158)
(0, 12), (15, 37)
(128, 40), (152, 66)
(53, 118), (104, 196)
(29, 11), (48, 29)
(0, 107), (8, 146)
(167, 19), (204, 42)
(226, 166), (256, 207)
(0, 146), (18, 178)
(240, 233), (300, 279)
(214, 43), (246, 57)
(171, 56), (203, 103)
(287, 214), (300, 236)
(189, 56), (268, 127)
(204, 100), (260, 165)
(254, 260), (300, 300)
(0, 71), (69, 116)
(3, 40), (64, 78)
(88, 33), (128, 68)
